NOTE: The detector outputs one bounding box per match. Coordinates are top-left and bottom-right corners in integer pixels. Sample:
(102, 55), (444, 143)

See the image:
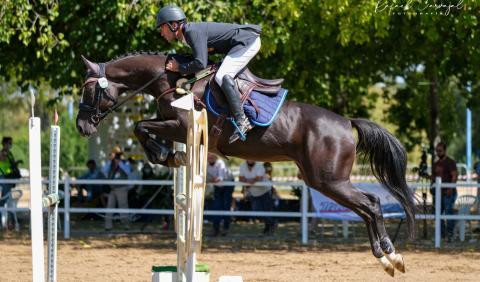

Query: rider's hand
(166, 58), (179, 72)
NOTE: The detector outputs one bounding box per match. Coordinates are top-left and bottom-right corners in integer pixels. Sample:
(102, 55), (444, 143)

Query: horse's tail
(350, 118), (416, 240)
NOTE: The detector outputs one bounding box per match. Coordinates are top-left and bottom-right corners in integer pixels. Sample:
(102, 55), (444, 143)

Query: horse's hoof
(174, 151), (187, 166)
(378, 256), (395, 277)
(386, 252), (405, 273)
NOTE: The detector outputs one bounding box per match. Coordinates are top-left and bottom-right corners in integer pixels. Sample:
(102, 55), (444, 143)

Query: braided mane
(106, 51), (168, 64)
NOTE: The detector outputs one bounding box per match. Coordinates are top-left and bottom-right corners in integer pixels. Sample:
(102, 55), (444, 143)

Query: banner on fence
(309, 182), (406, 221)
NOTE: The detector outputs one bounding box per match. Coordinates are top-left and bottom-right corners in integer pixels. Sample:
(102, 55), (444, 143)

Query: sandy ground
(1, 232), (480, 282)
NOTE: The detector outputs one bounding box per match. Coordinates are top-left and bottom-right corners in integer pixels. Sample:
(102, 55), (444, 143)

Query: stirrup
(228, 117), (252, 143)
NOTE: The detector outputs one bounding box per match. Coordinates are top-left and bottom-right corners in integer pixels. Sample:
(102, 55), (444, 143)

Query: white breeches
(215, 36), (261, 87)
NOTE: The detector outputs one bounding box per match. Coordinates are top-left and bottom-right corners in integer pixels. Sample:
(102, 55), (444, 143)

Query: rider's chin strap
(168, 21), (185, 34)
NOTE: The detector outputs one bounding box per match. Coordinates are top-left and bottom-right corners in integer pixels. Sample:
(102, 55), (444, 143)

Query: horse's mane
(105, 51), (193, 65)
(106, 51), (168, 64)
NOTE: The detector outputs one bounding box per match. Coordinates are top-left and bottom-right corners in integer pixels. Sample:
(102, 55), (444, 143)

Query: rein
(156, 66), (216, 105)
(79, 63), (166, 124)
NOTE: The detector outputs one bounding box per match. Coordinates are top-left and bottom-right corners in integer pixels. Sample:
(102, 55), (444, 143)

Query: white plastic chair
(1, 189), (23, 231)
(455, 195), (476, 242)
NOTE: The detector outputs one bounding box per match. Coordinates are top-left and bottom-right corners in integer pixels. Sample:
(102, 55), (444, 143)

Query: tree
(1, 0), (479, 162)
(378, 2), (480, 163)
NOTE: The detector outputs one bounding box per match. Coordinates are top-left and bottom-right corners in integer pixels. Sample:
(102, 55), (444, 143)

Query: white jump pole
(175, 141), (187, 282)
(153, 91), (210, 282)
(29, 114), (45, 281)
(29, 92), (61, 282)
(153, 90), (241, 282)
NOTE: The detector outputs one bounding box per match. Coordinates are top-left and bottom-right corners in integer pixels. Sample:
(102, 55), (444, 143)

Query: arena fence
(1, 178), (478, 247)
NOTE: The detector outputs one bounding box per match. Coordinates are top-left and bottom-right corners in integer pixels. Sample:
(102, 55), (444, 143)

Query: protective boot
(221, 75), (253, 143)
(145, 139), (186, 167)
(145, 139), (170, 163)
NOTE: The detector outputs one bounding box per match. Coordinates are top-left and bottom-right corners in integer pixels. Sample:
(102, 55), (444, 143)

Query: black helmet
(156, 5), (186, 29)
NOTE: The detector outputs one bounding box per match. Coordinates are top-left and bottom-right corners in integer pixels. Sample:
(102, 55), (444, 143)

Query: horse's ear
(81, 55), (100, 76)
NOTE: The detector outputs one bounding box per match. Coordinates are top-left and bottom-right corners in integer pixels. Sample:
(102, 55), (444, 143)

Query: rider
(156, 5), (262, 143)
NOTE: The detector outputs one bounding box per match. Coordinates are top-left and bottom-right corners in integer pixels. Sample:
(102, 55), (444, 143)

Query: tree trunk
(428, 72), (440, 169)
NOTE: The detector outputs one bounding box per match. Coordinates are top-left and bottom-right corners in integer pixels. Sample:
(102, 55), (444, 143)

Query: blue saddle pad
(205, 86), (288, 126)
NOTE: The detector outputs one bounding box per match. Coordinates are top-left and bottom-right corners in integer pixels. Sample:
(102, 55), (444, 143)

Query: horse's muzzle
(76, 116), (97, 137)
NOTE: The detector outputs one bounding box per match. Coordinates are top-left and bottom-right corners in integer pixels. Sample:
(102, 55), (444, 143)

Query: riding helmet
(156, 5), (186, 28)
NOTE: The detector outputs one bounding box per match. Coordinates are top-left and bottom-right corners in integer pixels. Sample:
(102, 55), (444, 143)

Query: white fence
(1, 177), (478, 247)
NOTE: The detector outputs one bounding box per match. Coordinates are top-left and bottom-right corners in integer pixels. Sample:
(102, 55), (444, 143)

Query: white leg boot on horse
(377, 256), (395, 277)
(381, 237), (405, 273)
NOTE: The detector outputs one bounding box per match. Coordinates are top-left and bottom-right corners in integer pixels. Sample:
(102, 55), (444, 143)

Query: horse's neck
(106, 55), (169, 95)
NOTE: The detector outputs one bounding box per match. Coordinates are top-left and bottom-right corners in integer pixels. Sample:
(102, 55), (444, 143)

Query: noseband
(79, 63), (166, 124)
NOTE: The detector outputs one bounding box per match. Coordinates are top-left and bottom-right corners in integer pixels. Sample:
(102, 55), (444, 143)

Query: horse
(76, 52), (415, 277)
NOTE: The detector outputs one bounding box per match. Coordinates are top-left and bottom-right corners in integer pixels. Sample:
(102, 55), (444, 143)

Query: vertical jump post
(29, 103), (61, 282)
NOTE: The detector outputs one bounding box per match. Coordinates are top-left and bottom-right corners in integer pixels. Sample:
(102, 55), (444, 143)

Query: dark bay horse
(76, 52), (415, 276)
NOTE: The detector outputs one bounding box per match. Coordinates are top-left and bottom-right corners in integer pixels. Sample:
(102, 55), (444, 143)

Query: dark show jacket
(179, 22), (262, 75)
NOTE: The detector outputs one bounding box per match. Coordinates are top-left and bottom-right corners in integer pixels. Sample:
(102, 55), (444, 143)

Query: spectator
(104, 150), (132, 231)
(264, 162), (279, 234)
(77, 160), (106, 204)
(126, 158), (142, 214)
(239, 160), (274, 235)
(475, 159), (480, 233)
(135, 163), (173, 230)
(0, 137), (21, 207)
(431, 142), (458, 242)
(207, 153), (234, 237)
(127, 158), (142, 188)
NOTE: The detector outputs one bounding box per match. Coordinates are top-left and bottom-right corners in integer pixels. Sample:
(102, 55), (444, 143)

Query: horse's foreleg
(134, 119), (185, 167)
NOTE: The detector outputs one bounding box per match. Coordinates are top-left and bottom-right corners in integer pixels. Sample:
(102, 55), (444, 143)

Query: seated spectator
(240, 160), (274, 236)
(207, 153), (234, 237)
(104, 149), (131, 231)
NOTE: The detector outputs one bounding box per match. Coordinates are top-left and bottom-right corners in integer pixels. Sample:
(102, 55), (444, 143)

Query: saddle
(236, 68), (284, 96)
(179, 66), (284, 100)
(169, 54), (283, 98)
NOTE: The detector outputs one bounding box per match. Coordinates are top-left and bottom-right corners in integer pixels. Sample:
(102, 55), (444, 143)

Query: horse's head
(76, 55), (129, 137)
(76, 52), (185, 137)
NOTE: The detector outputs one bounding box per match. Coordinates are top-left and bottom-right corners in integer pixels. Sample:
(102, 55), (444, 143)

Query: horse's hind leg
(312, 180), (397, 276)
(359, 190), (405, 273)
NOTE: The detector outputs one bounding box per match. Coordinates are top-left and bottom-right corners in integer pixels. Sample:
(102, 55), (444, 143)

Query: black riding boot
(221, 75), (253, 143)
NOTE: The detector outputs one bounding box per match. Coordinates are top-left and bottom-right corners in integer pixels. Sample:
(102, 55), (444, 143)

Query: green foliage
(0, 79), (87, 172)
(1, 0), (480, 162)
(40, 111), (88, 173)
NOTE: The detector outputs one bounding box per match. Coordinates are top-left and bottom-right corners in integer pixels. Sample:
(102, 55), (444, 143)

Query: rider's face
(159, 24), (175, 42)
